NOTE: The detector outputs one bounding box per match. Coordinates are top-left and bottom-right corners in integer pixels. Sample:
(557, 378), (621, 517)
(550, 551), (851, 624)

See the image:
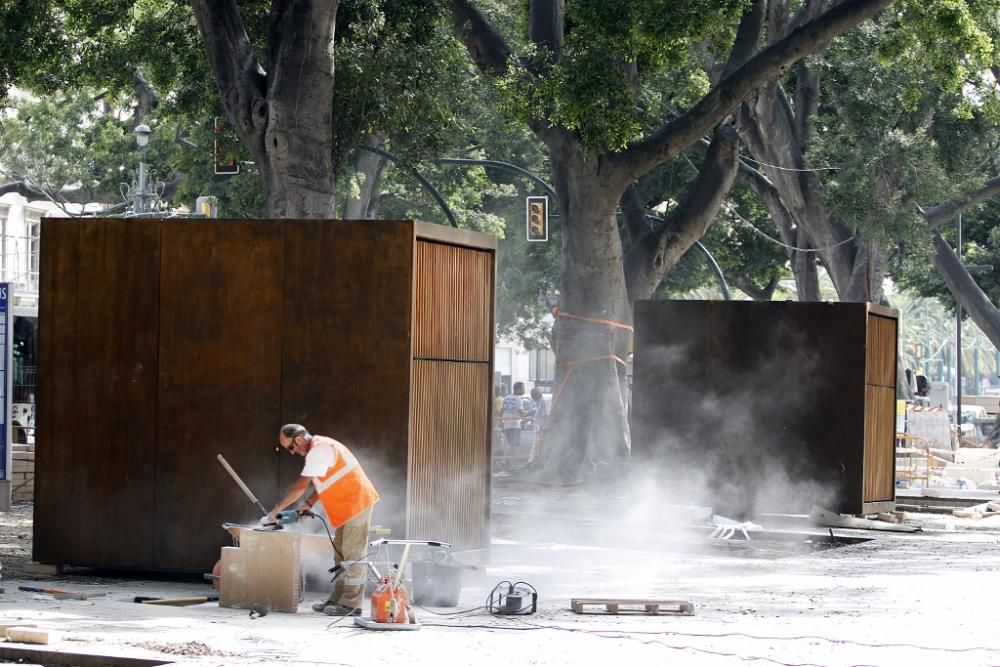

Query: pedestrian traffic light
(526, 196), (548, 242)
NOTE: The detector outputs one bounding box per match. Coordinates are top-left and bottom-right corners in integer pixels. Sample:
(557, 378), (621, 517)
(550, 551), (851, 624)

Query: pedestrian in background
(530, 387), (548, 432)
(501, 382), (530, 452)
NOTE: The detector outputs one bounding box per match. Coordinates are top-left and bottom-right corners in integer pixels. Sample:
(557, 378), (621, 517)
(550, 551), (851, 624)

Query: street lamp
(133, 124), (153, 214)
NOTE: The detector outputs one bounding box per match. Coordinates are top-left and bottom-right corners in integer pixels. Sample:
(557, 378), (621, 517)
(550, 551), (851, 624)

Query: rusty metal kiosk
(34, 218), (496, 572)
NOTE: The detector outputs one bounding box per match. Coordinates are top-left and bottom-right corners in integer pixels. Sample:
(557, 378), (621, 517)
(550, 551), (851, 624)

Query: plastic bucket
(410, 561), (463, 607)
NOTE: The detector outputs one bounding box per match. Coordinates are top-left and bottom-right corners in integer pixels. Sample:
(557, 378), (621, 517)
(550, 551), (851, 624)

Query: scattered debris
(708, 515), (762, 541)
(0, 623), (37, 638)
(18, 586), (104, 601)
(5, 626), (52, 644)
(130, 640), (227, 657)
(134, 595), (218, 606)
(810, 506), (921, 533)
(952, 501), (1000, 519)
(571, 598), (695, 615)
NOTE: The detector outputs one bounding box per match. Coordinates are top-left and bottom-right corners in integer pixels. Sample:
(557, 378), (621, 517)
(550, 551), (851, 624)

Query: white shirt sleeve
(300, 442), (336, 478)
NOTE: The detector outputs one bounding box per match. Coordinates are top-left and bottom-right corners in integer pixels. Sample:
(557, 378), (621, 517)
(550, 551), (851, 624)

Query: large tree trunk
(533, 142), (633, 483)
(453, 0), (894, 483)
(737, 82), (858, 300)
(192, 0), (339, 218)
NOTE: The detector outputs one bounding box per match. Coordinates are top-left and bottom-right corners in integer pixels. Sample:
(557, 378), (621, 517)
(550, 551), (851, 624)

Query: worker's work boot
(322, 604), (362, 617)
(311, 600), (332, 613)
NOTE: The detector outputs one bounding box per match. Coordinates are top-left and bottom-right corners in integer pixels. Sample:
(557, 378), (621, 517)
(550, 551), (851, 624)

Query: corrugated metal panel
(413, 241), (491, 361)
(863, 385), (897, 503)
(408, 360), (490, 548)
(865, 314), (897, 387)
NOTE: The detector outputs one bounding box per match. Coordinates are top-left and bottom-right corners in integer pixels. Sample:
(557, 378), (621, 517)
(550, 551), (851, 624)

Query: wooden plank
(154, 220), (284, 570)
(570, 598), (695, 615)
(408, 360), (490, 547)
(865, 314), (898, 387)
(0, 646), (169, 667)
(34, 218), (160, 567)
(413, 241), (492, 361)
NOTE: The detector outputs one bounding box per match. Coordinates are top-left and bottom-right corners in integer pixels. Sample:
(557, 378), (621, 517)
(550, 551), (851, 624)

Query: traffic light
(526, 196), (548, 242)
(213, 116), (240, 175)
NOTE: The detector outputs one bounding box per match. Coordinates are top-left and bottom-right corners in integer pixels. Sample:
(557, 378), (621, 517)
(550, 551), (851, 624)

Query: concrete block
(6, 626), (52, 644)
(21, 562), (61, 575)
(220, 529), (301, 613)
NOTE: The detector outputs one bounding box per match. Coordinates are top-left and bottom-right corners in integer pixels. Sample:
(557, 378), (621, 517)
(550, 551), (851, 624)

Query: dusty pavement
(3, 482), (1000, 667)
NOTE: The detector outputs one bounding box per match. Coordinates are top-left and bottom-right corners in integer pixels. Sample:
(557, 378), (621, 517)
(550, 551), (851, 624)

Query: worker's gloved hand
(261, 512), (278, 525)
(297, 506), (314, 518)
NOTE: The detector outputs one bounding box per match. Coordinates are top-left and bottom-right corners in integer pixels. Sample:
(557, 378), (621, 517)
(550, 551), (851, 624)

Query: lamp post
(956, 213), (962, 431)
(133, 124), (152, 214)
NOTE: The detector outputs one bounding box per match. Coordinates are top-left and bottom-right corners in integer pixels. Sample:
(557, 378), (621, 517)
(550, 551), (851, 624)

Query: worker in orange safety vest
(267, 423), (380, 616)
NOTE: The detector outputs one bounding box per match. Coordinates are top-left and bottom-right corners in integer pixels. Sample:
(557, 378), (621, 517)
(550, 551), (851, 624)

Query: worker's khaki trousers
(329, 507), (372, 609)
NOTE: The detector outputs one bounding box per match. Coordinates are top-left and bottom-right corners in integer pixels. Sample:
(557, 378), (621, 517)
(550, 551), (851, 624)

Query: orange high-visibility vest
(313, 440), (379, 528)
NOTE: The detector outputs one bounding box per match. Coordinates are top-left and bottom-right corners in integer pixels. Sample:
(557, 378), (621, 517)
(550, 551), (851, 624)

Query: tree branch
(0, 180), (51, 201)
(695, 137), (798, 246)
(922, 175), (1000, 228)
(931, 232), (1000, 348)
(191, 0), (268, 155)
(624, 125), (740, 301)
(133, 69), (158, 122)
(793, 61), (820, 146)
(723, 0), (767, 78)
(725, 271), (779, 301)
(529, 0), (564, 62)
(619, 183), (648, 246)
(451, 0), (513, 76)
(610, 0), (893, 182)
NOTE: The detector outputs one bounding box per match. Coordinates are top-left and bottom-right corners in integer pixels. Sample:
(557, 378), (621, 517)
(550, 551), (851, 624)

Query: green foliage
(0, 90), (134, 201)
(494, 0), (746, 152)
(877, 0), (995, 99)
(332, 2), (469, 167)
(809, 2), (1000, 249)
(707, 183), (790, 293)
(894, 200), (1000, 313)
(0, 0), (64, 100)
(810, 125), (951, 247)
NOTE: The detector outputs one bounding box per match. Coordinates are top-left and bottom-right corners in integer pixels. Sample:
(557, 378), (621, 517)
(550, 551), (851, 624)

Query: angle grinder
(261, 508), (314, 528)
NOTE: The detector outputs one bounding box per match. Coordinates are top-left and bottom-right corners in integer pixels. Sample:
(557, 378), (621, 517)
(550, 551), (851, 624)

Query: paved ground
(2, 481), (1000, 666)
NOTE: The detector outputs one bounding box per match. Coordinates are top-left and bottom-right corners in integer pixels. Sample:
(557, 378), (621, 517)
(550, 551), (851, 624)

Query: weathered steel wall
(631, 301), (897, 517)
(34, 218), (495, 571)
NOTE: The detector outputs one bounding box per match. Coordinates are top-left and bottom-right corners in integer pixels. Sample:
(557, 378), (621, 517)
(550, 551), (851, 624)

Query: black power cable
(486, 580), (537, 615)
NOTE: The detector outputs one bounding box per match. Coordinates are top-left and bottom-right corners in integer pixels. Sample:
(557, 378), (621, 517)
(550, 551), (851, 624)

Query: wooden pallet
(570, 598), (695, 616)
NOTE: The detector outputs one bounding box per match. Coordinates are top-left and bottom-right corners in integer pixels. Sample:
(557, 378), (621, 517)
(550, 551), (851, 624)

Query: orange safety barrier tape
(552, 307), (634, 333)
(529, 353), (627, 464)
